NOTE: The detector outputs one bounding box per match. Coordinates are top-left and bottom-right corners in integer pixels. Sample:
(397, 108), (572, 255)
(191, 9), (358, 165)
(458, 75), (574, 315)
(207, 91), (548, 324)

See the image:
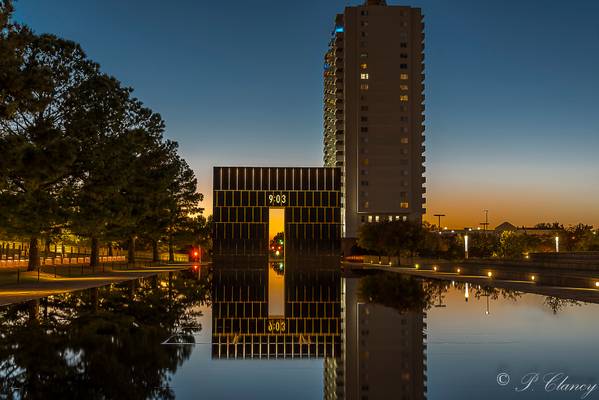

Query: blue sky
(14, 0), (599, 227)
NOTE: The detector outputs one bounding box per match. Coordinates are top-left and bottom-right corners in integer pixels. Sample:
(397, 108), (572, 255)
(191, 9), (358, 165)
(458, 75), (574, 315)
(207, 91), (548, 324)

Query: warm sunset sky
(15, 0), (599, 228)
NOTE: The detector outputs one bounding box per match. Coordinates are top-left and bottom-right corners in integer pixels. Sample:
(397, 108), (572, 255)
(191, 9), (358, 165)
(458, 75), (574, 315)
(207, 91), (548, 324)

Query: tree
(497, 231), (539, 259)
(0, 30), (99, 270)
(357, 220), (426, 264)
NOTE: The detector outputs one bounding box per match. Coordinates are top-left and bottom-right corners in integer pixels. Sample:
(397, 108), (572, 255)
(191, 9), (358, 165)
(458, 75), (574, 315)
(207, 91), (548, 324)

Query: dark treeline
(0, 1), (208, 270)
(357, 220), (599, 260)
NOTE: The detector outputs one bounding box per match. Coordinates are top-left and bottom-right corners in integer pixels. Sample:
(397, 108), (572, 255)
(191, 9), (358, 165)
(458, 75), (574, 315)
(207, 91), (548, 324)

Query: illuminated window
(395, 215), (401, 220)
(400, 95), (409, 102)
(401, 202), (409, 209)
(360, 84), (369, 90)
(403, 216), (408, 221)
(360, 73), (369, 80)
(388, 216), (393, 221)
(375, 216), (380, 222)
(401, 137), (409, 144)
(368, 215), (373, 222)
(400, 84), (408, 91)
(400, 74), (408, 80)
(360, 52), (368, 58)
(363, 158), (369, 166)
(360, 63), (368, 69)
(364, 201), (369, 209)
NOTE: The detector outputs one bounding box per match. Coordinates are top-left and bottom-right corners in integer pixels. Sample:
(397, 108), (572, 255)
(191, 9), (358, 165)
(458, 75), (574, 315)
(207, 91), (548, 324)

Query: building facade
(323, 0), (426, 240)
(212, 166), (342, 262)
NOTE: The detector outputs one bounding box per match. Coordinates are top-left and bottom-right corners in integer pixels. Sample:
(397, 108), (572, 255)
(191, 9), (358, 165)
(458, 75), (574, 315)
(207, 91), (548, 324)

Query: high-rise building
(323, 0), (426, 243)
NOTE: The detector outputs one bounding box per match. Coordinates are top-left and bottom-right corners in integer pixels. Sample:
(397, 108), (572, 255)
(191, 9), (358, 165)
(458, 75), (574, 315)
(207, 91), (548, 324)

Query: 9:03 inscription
(267, 192), (287, 206)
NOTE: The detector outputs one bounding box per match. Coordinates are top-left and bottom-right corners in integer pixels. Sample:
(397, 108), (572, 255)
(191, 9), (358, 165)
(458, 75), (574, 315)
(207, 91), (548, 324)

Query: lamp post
(555, 236), (559, 253)
(464, 234), (469, 259)
(464, 282), (469, 302)
(434, 214), (446, 232)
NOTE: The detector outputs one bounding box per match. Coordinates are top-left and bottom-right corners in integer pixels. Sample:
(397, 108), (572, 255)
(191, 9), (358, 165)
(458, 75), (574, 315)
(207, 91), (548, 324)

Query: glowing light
(457, 268), (461, 273)
(335, 26), (344, 33)
(275, 250), (280, 256)
(464, 283), (469, 301)
(433, 266), (437, 271)
(555, 236), (560, 252)
(487, 271), (493, 277)
(415, 264), (419, 269)
(531, 275), (536, 281)
(464, 235), (469, 259)
(193, 251), (198, 257)
(595, 281), (599, 288)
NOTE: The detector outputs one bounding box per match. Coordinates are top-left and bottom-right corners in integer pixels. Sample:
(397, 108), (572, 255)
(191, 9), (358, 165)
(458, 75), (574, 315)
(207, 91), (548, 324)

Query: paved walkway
(343, 261), (599, 303)
(0, 266), (191, 306)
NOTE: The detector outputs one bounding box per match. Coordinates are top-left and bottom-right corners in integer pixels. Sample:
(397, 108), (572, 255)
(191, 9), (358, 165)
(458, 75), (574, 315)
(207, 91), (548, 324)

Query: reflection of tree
(543, 296), (582, 315)
(269, 261), (285, 276)
(359, 273), (435, 312)
(0, 271), (209, 399)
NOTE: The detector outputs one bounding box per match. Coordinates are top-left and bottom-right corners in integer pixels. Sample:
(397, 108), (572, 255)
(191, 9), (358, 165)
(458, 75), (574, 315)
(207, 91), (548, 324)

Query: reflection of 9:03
(268, 320), (286, 332)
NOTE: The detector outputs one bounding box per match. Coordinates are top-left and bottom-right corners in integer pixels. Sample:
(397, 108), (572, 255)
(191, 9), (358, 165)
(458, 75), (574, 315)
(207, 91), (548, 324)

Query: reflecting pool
(1, 265), (598, 399)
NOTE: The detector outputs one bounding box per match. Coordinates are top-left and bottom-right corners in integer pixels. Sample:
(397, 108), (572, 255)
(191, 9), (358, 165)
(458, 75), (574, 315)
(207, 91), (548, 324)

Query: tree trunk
(168, 236), (175, 263)
(128, 236), (136, 265)
(27, 236), (40, 271)
(152, 239), (160, 263)
(90, 236), (100, 268)
(108, 242), (113, 256)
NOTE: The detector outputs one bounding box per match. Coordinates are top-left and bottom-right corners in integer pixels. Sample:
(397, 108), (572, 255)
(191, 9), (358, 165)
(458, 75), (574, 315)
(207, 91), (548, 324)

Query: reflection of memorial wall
(326, 278), (427, 400)
(212, 167), (342, 263)
(211, 264), (341, 359)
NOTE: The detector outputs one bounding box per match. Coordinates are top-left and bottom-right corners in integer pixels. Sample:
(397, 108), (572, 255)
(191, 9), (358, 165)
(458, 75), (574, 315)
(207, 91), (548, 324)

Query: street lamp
(555, 236), (559, 253)
(434, 214), (446, 232)
(464, 282), (469, 302)
(464, 235), (469, 259)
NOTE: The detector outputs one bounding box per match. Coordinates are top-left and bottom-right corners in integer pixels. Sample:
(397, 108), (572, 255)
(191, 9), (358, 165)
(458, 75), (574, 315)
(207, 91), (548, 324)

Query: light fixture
(457, 268), (461, 273)
(531, 275), (536, 281)
(487, 271), (493, 278)
(433, 266), (437, 271)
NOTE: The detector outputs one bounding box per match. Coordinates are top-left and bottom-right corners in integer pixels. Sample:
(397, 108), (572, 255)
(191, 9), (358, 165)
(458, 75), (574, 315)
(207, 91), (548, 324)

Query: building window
(401, 137), (409, 144)
(361, 169), (368, 175)
(400, 42), (408, 48)
(362, 158), (369, 166)
(400, 73), (408, 80)
(360, 73), (369, 80)
(368, 215), (373, 222)
(361, 31), (368, 37)
(361, 126), (368, 132)
(403, 216), (408, 221)
(361, 105), (369, 111)
(400, 53), (408, 58)
(401, 202), (409, 209)
(361, 21), (369, 27)
(400, 148), (408, 155)
(360, 52), (368, 58)
(400, 127), (408, 133)
(400, 84), (408, 91)
(401, 170), (408, 176)
(400, 116), (408, 122)
(400, 95), (409, 102)
(360, 63), (368, 69)
(361, 180), (369, 186)
(400, 64), (408, 69)
(360, 84), (369, 90)
(361, 116), (368, 122)
(388, 216), (393, 221)
(375, 216), (380, 222)
(395, 215), (401, 220)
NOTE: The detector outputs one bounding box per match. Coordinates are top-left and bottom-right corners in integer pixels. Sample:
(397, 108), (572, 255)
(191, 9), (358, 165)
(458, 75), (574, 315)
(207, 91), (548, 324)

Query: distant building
(494, 221), (558, 236)
(323, 0), (426, 244)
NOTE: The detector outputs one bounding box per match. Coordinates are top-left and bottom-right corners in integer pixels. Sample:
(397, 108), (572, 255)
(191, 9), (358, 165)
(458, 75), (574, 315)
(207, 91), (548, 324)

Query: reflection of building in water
(325, 278), (427, 400)
(212, 264), (341, 359)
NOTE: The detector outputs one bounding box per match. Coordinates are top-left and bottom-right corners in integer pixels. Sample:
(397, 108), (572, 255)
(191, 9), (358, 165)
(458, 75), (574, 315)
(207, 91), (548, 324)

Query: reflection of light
(464, 283), (469, 302)
(275, 250), (280, 256)
(193, 265), (198, 270)
(555, 236), (560, 252)
(279, 263), (284, 270)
